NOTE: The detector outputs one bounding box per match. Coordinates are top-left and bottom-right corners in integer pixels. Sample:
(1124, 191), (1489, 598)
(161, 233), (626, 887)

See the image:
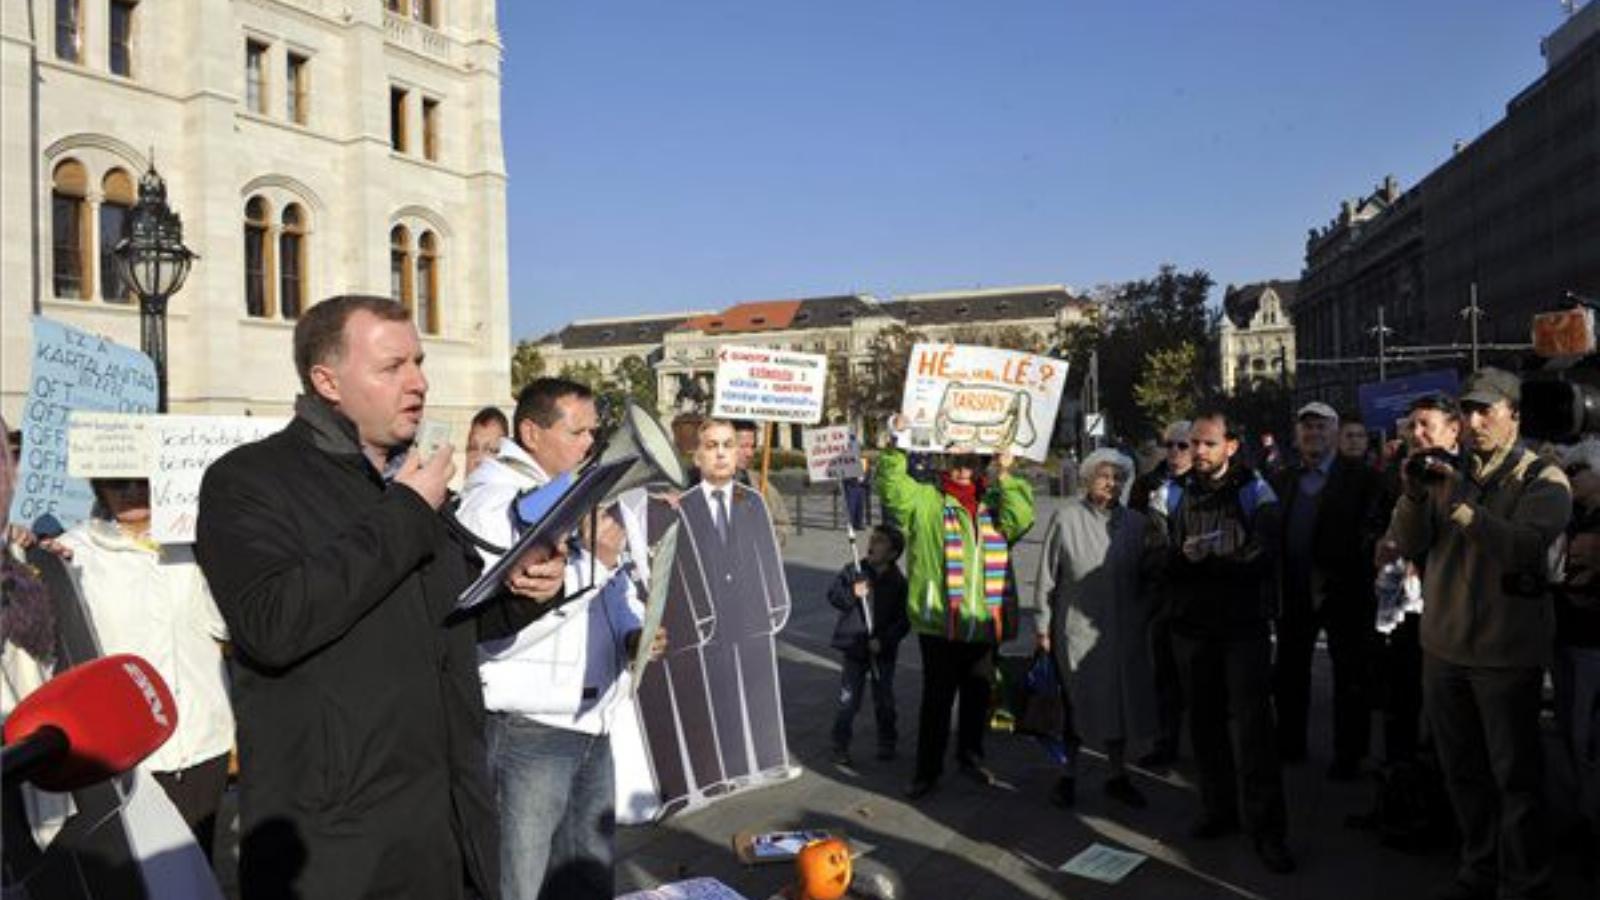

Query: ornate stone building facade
(536, 285), (1094, 449)
(1, 0), (511, 430)
(1292, 6), (1600, 407)
(1219, 280), (1297, 393)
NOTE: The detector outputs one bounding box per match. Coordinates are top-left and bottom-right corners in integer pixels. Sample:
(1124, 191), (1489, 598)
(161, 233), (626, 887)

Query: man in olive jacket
(196, 296), (562, 900)
(1387, 368), (1571, 900)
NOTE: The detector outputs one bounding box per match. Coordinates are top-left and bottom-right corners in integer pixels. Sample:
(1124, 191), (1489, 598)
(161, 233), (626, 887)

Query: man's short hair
(292, 295), (410, 393)
(697, 417), (735, 439)
(513, 378), (593, 430)
(732, 419), (759, 435)
(1407, 392), (1460, 421)
(1191, 408), (1237, 439)
(469, 406), (509, 433)
(872, 524), (906, 561)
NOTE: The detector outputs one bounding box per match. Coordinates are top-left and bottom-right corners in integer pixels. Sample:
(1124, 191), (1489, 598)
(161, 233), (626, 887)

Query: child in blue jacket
(827, 526), (910, 765)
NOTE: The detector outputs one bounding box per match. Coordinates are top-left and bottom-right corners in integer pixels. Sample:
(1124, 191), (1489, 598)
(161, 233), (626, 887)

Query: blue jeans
(832, 645), (899, 752)
(486, 714), (615, 900)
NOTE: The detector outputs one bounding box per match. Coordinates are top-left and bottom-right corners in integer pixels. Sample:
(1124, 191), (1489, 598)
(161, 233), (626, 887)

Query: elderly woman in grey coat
(1033, 448), (1166, 809)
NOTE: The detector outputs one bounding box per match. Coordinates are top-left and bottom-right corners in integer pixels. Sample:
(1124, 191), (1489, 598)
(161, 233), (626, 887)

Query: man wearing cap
(1388, 368), (1570, 900)
(1271, 401), (1384, 778)
(1130, 420), (1194, 766)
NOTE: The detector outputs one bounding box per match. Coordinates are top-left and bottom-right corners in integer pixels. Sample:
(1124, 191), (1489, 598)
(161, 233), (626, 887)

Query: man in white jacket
(457, 377), (663, 900)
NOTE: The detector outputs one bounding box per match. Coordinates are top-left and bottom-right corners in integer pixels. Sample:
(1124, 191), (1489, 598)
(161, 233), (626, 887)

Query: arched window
(279, 204), (306, 319)
(99, 169), (134, 303)
(244, 196), (272, 317)
(52, 159), (89, 298)
(416, 231), (438, 334)
(390, 225), (412, 308)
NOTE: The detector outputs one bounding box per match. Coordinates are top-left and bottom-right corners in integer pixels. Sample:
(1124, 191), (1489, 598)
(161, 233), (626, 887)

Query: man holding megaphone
(457, 377), (667, 900)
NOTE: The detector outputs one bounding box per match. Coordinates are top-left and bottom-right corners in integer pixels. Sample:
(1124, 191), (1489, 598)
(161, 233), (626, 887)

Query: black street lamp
(114, 163), (197, 413)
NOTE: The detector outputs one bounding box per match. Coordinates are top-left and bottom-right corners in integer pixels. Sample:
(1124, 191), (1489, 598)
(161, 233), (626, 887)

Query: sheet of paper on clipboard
(456, 456), (638, 610)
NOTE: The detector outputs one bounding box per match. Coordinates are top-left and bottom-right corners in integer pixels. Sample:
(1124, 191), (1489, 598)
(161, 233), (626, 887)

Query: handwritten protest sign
(898, 343), (1068, 463)
(802, 426), (863, 482)
(9, 318), (158, 532)
(67, 411), (154, 478)
(711, 346), (827, 424)
(150, 416), (286, 544)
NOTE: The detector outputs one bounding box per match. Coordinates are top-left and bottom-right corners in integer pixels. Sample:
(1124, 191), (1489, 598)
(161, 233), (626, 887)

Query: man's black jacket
(1270, 455), (1384, 618)
(196, 397), (515, 900)
(1165, 463), (1282, 639)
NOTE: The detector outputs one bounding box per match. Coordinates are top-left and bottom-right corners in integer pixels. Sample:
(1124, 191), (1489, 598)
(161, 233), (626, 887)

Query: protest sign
(150, 416), (286, 544)
(9, 318), (158, 532)
(898, 343), (1069, 462)
(67, 411), (154, 478)
(711, 346), (827, 424)
(802, 426), (863, 482)
(1357, 369), (1460, 431)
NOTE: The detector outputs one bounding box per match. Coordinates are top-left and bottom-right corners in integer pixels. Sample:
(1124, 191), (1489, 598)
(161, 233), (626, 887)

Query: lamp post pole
(114, 162), (197, 413)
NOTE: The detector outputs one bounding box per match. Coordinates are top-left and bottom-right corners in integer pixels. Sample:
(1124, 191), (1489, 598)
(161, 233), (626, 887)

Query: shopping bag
(1017, 651), (1065, 738)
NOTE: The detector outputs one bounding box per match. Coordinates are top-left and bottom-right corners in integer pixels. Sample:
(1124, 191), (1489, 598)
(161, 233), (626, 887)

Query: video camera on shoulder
(1521, 297), (1600, 443)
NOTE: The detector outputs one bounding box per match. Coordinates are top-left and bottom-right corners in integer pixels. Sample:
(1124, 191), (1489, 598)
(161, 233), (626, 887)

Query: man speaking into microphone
(196, 296), (562, 900)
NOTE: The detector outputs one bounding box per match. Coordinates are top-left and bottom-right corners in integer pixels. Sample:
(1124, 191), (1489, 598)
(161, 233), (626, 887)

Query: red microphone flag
(3, 654), (178, 792)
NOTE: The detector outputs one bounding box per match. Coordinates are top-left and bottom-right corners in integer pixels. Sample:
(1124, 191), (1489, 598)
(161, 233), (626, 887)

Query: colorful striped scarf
(942, 502), (1009, 640)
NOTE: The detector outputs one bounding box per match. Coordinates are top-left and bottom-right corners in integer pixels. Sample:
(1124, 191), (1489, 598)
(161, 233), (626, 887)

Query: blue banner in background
(8, 318), (158, 534)
(1357, 369), (1461, 433)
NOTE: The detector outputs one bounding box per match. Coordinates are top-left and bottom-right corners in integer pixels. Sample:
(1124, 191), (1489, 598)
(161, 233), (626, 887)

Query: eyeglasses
(1165, 441), (1190, 450)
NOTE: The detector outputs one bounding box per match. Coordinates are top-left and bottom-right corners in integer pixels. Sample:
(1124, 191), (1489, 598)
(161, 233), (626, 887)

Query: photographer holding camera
(1387, 368), (1571, 900)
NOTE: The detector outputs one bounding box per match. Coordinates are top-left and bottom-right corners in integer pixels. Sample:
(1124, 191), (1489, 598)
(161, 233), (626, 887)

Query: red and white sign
(711, 346), (828, 424)
(802, 426), (863, 482)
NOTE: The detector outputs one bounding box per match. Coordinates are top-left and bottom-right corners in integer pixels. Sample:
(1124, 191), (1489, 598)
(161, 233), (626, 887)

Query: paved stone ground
(612, 483), (1594, 900)
(213, 478), (1595, 899)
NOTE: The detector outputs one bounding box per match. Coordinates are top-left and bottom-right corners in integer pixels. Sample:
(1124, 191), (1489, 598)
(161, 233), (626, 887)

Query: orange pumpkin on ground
(793, 837), (852, 900)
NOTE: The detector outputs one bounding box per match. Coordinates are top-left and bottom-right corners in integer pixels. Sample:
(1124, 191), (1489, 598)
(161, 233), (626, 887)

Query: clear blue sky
(501, 0), (1571, 341)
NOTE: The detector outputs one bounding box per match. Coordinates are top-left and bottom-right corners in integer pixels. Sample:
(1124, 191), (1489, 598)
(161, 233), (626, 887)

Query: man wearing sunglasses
(1131, 420), (1194, 766)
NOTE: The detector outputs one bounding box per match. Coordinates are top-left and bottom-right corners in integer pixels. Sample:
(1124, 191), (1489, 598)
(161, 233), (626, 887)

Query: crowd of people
(2, 293), (1597, 900)
(1023, 374), (1600, 898)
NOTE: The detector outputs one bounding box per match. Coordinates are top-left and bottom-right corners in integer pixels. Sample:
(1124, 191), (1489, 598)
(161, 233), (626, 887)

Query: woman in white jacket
(59, 478), (234, 862)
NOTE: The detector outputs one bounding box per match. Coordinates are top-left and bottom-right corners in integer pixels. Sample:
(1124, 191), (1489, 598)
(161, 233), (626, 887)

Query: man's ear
(308, 364), (341, 405)
(517, 418), (539, 453)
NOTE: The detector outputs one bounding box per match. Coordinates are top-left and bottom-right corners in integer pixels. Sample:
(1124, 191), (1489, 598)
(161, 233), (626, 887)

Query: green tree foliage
(1135, 342), (1203, 431)
(611, 355), (658, 413)
(510, 340), (547, 397)
(857, 324), (925, 437)
(1225, 373), (1296, 446)
(1055, 265), (1219, 441)
(558, 356), (659, 428)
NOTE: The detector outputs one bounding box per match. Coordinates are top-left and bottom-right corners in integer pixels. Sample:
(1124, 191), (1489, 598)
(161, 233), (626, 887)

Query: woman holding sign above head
(56, 476), (234, 865)
(876, 413), (1035, 799)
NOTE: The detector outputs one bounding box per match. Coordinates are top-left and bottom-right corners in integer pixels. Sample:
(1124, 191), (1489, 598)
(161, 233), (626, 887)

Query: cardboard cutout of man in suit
(634, 418), (793, 813)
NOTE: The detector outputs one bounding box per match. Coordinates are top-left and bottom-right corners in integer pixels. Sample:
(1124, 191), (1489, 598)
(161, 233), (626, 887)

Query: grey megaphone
(590, 401), (689, 502)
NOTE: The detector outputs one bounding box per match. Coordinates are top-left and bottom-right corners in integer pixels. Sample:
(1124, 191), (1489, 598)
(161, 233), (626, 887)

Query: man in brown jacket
(1387, 368), (1571, 900)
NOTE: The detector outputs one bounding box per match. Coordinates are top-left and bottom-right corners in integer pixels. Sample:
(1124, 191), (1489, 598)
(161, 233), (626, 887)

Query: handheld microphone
(1, 654), (178, 792)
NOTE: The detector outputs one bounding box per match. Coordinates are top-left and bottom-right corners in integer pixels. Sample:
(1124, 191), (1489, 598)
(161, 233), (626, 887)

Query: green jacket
(875, 449), (1035, 641)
